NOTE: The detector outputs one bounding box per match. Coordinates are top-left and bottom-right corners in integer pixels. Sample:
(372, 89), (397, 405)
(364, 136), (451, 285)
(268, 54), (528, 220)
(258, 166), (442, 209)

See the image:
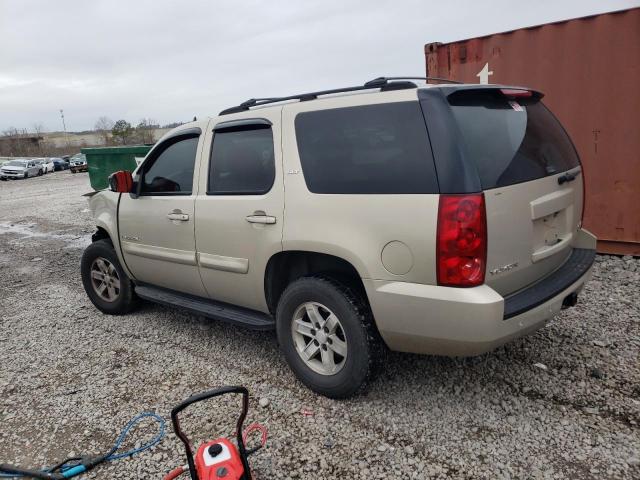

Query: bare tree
(135, 118), (158, 144)
(2, 127), (20, 141)
(94, 116), (114, 145)
(32, 122), (45, 154)
(32, 122), (45, 136)
(0, 127), (41, 157)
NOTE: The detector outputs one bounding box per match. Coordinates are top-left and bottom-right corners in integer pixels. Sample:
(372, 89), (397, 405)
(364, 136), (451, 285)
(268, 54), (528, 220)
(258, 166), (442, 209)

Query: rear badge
(490, 262), (519, 276)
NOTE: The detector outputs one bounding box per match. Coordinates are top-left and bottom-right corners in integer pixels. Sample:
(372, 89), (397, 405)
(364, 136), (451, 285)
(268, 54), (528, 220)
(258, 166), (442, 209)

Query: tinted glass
(209, 127), (275, 194)
(294, 102), (438, 194)
(448, 90), (580, 189)
(141, 136), (198, 194)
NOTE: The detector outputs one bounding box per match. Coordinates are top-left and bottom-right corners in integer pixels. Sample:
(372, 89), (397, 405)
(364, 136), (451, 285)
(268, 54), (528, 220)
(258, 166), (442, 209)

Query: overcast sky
(1, 0), (637, 132)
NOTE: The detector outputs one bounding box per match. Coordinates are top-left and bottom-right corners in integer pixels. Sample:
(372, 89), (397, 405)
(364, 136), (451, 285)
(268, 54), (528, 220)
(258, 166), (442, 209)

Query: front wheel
(276, 276), (384, 398)
(81, 239), (137, 314)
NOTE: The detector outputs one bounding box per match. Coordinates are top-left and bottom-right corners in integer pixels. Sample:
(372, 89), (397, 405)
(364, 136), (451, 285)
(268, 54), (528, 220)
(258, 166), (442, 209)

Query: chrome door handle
(245, 215), (276, 224)
(167, 212), (189, 221)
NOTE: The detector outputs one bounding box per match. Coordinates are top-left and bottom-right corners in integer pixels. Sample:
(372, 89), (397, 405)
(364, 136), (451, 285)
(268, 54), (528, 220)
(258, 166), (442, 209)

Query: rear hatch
(431, 87), (583, 296)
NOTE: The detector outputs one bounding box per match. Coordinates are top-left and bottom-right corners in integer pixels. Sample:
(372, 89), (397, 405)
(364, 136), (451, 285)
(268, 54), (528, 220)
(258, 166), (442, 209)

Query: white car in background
(33, 159), (45, 174)
(38, 158), (55, 173)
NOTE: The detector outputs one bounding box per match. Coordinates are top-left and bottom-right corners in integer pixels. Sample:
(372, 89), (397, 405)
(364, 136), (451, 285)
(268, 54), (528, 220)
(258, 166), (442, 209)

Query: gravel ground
(1, 172), (639, 479)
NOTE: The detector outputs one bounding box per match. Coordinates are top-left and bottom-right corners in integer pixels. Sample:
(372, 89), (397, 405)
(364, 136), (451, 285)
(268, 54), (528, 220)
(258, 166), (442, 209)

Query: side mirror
(108, 170), (134, 193)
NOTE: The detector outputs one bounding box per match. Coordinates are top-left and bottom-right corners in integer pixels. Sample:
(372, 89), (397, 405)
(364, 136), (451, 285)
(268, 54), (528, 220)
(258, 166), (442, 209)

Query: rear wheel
(81, 239), (137, 314)
(276, 276), (383, 398)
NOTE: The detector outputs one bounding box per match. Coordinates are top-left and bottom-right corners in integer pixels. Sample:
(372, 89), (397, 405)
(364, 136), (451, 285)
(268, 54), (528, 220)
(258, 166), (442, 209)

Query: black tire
(24, 172), (28, 178)
(81, 239), (137, 315)
(276, 276), (384, 399)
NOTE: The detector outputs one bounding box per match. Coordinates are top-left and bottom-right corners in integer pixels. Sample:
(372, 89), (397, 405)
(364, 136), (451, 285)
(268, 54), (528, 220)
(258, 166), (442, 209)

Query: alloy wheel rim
(291, 301), (347, 376)
(90, 257), (121, 302)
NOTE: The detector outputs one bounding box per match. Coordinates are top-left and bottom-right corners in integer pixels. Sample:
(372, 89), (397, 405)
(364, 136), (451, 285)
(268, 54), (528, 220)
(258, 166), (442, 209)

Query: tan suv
(81, 77), (596, 398)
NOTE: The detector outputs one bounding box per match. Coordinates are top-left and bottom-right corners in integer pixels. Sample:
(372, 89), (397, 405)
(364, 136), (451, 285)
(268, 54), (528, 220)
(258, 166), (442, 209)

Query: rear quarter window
(294, 102), (438, 194)
(447, 90), (580, 189)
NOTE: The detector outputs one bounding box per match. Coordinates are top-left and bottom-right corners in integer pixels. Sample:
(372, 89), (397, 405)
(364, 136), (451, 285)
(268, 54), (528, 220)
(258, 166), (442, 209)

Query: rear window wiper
(557, 171), (578, 185)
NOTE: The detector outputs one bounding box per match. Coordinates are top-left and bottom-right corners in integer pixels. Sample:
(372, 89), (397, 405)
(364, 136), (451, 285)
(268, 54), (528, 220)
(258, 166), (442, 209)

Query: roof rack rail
(218, 76), (459, 115)
(364, 76), (462, 87)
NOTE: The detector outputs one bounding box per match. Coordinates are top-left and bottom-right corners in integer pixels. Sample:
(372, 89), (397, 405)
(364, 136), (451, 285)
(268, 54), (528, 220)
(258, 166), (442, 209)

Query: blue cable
(0, 412), (165, 479)
(104, 411), (166, 461)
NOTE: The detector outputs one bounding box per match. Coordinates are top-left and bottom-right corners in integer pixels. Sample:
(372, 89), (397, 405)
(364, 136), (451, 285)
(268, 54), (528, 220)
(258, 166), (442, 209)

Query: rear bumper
(503, 248), (595, 318)
(364, 235), (596, 356)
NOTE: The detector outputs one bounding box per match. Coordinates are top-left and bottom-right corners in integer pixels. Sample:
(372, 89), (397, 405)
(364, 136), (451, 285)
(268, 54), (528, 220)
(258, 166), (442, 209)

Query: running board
(135, 284), (275, 330)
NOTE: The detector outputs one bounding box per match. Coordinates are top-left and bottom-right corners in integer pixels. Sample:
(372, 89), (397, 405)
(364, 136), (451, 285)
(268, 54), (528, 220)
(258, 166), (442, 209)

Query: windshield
(6, 161), (26, 167)
(447, 89), (580, 189)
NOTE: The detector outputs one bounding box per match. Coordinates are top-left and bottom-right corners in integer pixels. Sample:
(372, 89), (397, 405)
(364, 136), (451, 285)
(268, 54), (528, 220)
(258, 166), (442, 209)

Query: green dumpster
(82, 145), (152, 190)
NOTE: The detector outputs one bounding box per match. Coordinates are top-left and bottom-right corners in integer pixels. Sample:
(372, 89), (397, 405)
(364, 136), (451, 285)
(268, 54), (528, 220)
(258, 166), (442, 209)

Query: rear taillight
(436, 194), (487, 287)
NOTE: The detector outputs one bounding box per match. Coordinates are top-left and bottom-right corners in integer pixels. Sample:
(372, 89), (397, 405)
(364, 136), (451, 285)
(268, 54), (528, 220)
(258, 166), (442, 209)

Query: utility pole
(60, 109), (70, 148)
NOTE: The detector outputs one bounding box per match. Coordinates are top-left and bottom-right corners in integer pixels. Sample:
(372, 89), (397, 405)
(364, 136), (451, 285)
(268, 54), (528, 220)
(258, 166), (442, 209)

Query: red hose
(163, 465), (188, 480)
(242, 423), (268, 449)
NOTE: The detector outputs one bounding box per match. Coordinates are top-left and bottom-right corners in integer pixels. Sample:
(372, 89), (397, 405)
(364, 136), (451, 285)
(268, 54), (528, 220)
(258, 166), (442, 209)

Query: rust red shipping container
(425, 7), (640, 255)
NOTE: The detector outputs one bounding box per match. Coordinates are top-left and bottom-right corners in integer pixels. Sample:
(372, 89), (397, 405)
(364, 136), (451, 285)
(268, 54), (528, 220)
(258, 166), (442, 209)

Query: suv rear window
(448, 90), (580, 189)
(295, 102), (438, 194)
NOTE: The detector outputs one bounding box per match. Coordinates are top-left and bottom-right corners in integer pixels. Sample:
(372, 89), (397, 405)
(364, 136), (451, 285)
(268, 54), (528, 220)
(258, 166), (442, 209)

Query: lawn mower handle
(170, 386), (250, 480)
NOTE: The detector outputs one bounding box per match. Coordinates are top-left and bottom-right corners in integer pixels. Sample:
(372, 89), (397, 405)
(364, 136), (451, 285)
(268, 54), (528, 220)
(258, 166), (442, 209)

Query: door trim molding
(122, 241), (197, 266)
(198, 252), (249, 274)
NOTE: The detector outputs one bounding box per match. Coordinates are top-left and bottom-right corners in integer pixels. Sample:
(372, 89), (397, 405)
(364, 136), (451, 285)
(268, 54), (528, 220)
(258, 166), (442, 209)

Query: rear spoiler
(428, 84), (544, 100)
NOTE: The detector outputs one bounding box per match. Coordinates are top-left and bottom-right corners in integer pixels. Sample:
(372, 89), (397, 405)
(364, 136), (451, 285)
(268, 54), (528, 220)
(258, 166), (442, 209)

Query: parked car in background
(70, 154), (88, 173)
(0, 159), (42, 179)
(32, 159), (44, 175)
(52, 158), (69, 171)
(40, 158), (55, 173)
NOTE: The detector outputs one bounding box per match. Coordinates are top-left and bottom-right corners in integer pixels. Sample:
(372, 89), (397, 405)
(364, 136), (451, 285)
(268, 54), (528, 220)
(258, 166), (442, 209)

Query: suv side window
(140, 135), (199, 195)
(208, 126), (275, 195)
(295, 102), (438, 194)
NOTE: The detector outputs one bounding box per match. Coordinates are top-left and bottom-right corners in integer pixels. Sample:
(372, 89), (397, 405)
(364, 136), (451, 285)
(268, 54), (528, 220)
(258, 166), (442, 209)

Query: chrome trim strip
(198, 252), (249, 274)
(122, 241), (197, 266)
